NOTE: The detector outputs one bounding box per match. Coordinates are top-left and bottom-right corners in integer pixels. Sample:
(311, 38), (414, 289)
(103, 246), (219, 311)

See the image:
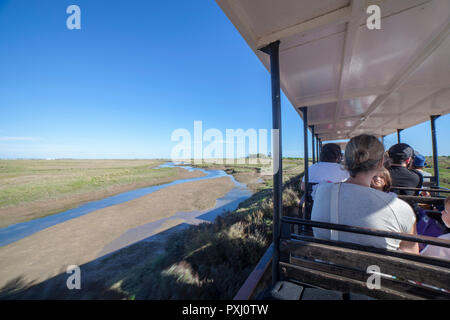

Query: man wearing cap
(411, 154), (432, 184)
(387, 143), (423, 196)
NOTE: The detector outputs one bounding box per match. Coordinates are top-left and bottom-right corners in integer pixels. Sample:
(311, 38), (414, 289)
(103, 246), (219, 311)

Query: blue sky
(0, 0), (448, 159)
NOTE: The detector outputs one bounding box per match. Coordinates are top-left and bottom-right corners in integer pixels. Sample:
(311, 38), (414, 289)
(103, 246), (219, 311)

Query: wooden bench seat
(277, 219), (450, 300)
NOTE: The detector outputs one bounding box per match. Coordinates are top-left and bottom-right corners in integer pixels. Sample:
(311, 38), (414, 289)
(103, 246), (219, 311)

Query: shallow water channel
(0, 163), (253, 248)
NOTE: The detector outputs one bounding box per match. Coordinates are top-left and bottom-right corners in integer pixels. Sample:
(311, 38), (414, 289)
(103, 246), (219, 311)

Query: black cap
(388, 143), (414, 161)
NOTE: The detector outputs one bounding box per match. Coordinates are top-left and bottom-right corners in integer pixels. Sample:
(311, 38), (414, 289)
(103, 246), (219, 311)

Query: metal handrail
(391, 186), (450, 193)
(281, 217), (450, 249)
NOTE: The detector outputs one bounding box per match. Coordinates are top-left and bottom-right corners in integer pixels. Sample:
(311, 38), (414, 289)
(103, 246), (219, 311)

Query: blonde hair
(345, 134), (385, 178)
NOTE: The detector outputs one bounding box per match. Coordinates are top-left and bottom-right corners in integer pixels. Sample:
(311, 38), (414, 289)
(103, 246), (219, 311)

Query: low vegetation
(126, 174), (302, 299)
(424, 156), (450, 189)
(1, 161), (303, 300)
(0, 159), (206, 227)
(0, 159), (167, 208)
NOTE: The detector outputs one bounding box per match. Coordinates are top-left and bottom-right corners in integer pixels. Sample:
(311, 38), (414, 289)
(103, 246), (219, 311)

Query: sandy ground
(0, 167), (205, 228)
(0, 176), (235, 290)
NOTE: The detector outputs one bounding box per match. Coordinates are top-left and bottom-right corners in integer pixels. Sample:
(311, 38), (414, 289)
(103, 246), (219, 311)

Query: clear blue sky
(0, 0), (448, 159)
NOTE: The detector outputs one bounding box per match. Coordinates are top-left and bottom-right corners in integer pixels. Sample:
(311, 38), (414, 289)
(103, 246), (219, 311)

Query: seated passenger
(410, 153), (432, 184)
(370, 168), (397, 197)
(311, 134), (418, 253)
(301, 143), (349, 196)
(387, 143), (423, 196)
(421, 195), (450, 261)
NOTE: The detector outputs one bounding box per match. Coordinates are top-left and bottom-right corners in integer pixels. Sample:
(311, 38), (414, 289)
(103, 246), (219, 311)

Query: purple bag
(416, 208), (446, 252)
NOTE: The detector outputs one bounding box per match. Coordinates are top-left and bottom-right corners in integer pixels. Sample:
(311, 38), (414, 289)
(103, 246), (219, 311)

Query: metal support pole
(431, 115), (440, 187)
(315, 134), (320, 162)
(300, 107), (309, 219)
(310, 126), (315, 164)
(397, 129), (403, 143)
(260, 41), (282, 286)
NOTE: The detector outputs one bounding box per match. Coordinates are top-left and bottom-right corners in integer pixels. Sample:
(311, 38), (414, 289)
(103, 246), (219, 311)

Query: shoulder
(360, 187), (414, 216)
(341, 183), (386, 197)
(327, 162), (346, 170)
(388, 196), (416, 227)
(387, 191), (398, 198)
(308, 163), (342, 179)
(312, 181), (334, 197)
(315, 181), (334, 192)
(409, 169), (422, 179)
(367, 190), (416, 232)
(324, 163), (350, 176)
(307, 162), (321, 173)
(388, 166), (399, 173)
(390, 196), (414, 212)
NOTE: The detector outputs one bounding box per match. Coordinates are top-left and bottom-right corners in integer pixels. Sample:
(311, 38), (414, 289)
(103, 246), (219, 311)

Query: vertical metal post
(397, 129), (402, 143)
(431, 115), (440, 187)
(310, 126), (315, 164)
(315, 134), (320, 162)
(260, 41), (282, 286)
(300, 107), (309, 220)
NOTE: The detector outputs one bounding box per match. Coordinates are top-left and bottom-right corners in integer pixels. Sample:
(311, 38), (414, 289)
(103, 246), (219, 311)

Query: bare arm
(398, 223), (419, 254)
(441, 208), (450, 228)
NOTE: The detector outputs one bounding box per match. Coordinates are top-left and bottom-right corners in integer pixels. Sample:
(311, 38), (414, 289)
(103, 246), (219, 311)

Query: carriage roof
(216, 0), (450, 141)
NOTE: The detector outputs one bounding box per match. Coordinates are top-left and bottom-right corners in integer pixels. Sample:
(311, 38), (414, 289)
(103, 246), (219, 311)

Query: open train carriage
(215, 0), (450, 300)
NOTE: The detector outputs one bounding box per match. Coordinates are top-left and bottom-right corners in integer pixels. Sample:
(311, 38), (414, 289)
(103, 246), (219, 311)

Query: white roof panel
(216, 0), (450, 141)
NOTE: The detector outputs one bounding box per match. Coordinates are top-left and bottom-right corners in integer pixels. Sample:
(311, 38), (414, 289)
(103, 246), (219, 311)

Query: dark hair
(344, 134), (385, 178)
(388, 143), (414, 165)
(320, 143), (342, 163)
(383, 152), (392, 169)
(446, 195), (450, 205)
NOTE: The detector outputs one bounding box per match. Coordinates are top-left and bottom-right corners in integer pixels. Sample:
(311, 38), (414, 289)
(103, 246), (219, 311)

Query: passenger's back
(311, 182), (416, 251)
(389, 166), (423, 195)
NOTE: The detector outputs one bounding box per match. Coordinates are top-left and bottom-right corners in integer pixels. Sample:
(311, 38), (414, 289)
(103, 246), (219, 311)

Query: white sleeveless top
(311, 182), (416, 251)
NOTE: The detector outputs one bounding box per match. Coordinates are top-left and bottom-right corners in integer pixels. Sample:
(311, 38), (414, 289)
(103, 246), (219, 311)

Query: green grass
(423, 156), (450, 189)
(0, 159), (170, 208)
